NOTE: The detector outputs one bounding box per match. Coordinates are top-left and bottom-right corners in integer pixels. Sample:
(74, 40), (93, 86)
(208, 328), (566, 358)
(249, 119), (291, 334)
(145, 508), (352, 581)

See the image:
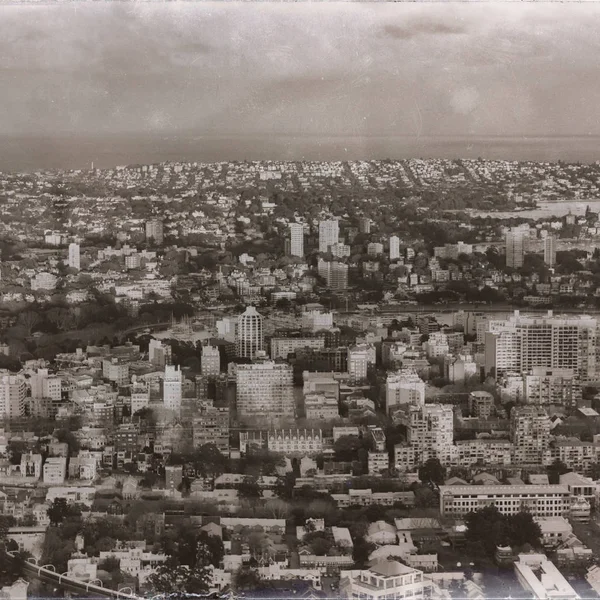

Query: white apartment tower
(236, 361), (295, 421)
(145, 219), (164, 244)
(510, 405), (551, 465)
(149, 338), (171, 368)
(386, 369), (425, 414)
(163, 365), (182, 412)
(68, 243), (80, 271)
(317, 259), (348, 290)
(544, 234), (557, 267)
(30, 369), (62, 402)
(0, 375), (26, 419)
(201, 345), (221, 378)
(237, 306), (264, 360)
(408, 403), (454, 465)
(484, 310), (597, 381)
(347, 344), (376, 382)
(389, 235), (400, 261)
(319, 219), (339, 253)
(289, 223), (304, 257)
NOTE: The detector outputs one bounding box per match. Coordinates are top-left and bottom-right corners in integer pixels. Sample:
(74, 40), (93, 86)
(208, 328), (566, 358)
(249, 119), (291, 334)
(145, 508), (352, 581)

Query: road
(3, 551), (141, 600)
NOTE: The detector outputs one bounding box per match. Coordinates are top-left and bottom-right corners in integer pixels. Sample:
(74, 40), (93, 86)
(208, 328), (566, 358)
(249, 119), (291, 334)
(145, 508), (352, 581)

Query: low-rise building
(439, 484), (572, 518)
(340, 559), (429, 600)
(514, 553), (578, 600)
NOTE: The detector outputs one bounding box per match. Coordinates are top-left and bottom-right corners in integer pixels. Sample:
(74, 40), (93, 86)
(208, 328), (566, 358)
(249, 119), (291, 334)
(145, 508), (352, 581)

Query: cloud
(382, 20), (467, 41)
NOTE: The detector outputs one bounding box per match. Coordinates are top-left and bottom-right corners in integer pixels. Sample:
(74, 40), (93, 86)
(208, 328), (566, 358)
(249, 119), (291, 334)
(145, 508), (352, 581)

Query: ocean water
(469, 200), (600, 220)
(1, 133), (600, 173)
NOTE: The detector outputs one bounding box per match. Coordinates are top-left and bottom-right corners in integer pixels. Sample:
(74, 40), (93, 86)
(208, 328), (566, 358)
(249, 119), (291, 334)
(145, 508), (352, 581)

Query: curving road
(3, 551), (143, 600)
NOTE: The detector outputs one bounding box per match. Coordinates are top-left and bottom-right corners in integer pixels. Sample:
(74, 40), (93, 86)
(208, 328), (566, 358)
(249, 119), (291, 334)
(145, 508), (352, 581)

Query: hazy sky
(1, 2), (599, 141)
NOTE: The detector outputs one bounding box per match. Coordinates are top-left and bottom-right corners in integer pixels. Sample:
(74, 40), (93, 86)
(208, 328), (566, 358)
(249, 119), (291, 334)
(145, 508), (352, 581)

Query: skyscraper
(68, 243), (80, 270)
(146, 219), (164, 245)
(163, 364), (182, 412)
(389, 235), (400, 261)
(544, 234), (556, 267)
(289, 223), (304, 257)
(319, 219), (339, 253)
(505, 226), (528, 268)
(236, 361), (295, 421)
(237, 306), (264, 360)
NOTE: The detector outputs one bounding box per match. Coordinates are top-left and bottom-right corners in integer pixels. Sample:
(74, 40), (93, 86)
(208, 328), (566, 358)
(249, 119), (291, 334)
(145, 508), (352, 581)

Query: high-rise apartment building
(102, 358), (130, 386)
(145, 219), (164, 245)
(236, 361), (295, 421)
(317, 259), (348, 290)
(484, 310), (597, 381)
(270, 336), (325, 360)
(408, 403), (454, 465)
(131, 382), (150, 413)
(505, 226), (529, 268)
(68, 243), (80, 270)
(0, 374), (26, 419)
(201, 345), (221, 378)
(193, 406), (229, 454)
(148, 339), (171, 368)
(523, 367), (581, 407)
(544, 234), (557, 267)
(318, 219), (339, 253)
(347, 343), (376, 382)
(163, 365), (182, 412)
(510, 405), (551, 465)
(237, 306), (264, 360)
(289, 223), (304, 257)
(386, 369), (425, 414)
(30, 369), (62, 402)
(389, 235), (400, 261)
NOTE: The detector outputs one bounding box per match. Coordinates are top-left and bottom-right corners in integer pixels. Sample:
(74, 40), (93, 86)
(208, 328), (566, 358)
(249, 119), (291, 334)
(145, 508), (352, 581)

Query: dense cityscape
(2, 157), (600, 599)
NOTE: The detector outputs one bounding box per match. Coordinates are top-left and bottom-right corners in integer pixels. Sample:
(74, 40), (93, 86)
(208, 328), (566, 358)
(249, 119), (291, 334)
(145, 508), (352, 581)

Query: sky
(0, 2), (600, 168)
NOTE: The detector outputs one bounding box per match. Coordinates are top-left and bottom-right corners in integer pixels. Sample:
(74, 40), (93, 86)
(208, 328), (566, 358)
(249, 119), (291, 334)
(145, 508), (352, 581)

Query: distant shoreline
(0, 134), (599, 173)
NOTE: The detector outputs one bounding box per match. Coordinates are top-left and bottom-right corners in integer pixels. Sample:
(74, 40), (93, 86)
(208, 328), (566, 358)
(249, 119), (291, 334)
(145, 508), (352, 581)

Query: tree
(333, 435), (363, 462)
(238, 476), (262, 500)
(17, 311), (41, 336)
(547, 459), (570, 484)
(0, 550), (29, 587)
(47, 307), (72, 332)
(352, 537), (376, 569)
(157, 523), (224, 570)
(147, 562), (211, 598)
(54, 428), (80, 454)
(47, 498), (81, 526)
(234, 566), (268, 592)
(0, 515), (16, 542)
(465, 506), (541, 557)
(507, 512), (543, 550)
(418, 458), (446, 485)
(414, 486), (438, 509)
